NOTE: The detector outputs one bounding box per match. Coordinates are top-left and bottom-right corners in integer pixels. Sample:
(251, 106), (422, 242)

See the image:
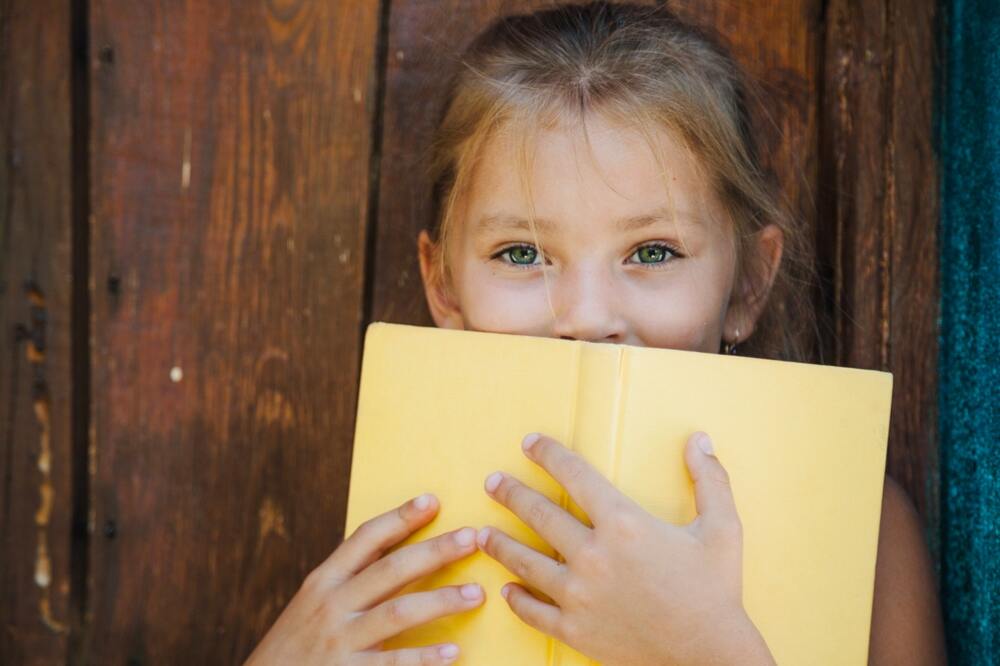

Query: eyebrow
(474, 207), (703, 234)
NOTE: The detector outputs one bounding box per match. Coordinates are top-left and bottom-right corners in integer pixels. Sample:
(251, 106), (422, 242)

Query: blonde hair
(425, 1), (816, 361)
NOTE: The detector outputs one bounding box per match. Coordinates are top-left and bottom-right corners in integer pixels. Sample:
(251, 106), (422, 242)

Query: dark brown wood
(886, 0), (940, 550)
(819, 0), (939, 526)
(369, 0), (543, 326)
(671, 0), (822, 259)
(83, 1), (381, 662)
(0, 0), (76, 663)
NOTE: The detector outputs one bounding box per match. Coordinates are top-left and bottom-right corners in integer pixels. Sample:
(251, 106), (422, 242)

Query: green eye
(636, 245), (667, 263)
(629, 243), (680, 265)
(503, 245), (539, 265)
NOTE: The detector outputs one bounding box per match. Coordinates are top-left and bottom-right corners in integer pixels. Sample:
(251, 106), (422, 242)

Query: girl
(247, 3), (947, 664)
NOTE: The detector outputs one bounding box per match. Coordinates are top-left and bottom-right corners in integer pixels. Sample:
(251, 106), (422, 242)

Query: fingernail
(695, 432), (714, 456)
(454, 527), (476, 547)
(522, 432), (541, 453)
(413, 493), (431, 511)
(485, 471), (503, 493)
(500, 583), (511, 600)
(439, 643), (460, 659)
(476, 527), (491, 548)
(460, 583), (483, 600)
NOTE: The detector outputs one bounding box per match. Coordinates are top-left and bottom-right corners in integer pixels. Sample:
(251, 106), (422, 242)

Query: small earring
(723, 328), (740, 355)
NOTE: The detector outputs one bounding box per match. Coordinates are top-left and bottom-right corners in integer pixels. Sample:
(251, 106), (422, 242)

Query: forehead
(462, 113), (726, 234)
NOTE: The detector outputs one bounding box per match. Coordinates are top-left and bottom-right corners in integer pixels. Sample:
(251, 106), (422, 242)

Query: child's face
(418, 114), (782, 353)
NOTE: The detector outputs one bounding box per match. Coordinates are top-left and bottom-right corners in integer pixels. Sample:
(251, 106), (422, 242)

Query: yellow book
(345, 322), (892, 664)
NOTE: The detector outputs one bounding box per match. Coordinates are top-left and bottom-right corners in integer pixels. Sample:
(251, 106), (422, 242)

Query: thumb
(684, 432), (741, 537)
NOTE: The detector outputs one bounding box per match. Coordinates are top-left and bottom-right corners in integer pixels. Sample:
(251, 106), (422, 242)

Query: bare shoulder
(868, 474), (948, 665)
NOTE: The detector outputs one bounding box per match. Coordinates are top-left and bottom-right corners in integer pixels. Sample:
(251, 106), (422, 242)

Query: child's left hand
(476, 431), (776, 666)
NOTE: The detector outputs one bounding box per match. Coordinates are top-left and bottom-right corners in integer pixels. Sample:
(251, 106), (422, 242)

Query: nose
(549, 264), (627, 343)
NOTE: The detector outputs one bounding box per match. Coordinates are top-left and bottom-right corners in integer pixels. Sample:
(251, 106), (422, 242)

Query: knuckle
(385, 597), (413, 626)
(709, 462), (732, 487)
(321, 630), (344, 656)
(431, 533), (452, 558)
(485, 530), (505, 558)
(527, 498), (550, 530)
(560, 575), (587, 607)
(611, 511), (642, 541)
(300, 564), (323, 587)
(376, 551), (406, 581)
(553, 615), (579, 643)
(574, 540), (610, 578)
(514, 553), (536, 579)
(720, 513), (743, 539)
(301, 566), (333, 593)
(310, 596), (340, 627)
(563, 456), (587, 483)
(707, 513), (742, 546)
(354, 517), (380, 541)
(503, 479), (525, 506)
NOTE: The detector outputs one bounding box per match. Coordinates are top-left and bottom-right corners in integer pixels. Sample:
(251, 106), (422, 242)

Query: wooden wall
(0, 0), (939, 663)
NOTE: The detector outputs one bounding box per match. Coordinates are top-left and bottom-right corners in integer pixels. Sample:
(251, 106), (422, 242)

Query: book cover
(345, 322), (892, 664)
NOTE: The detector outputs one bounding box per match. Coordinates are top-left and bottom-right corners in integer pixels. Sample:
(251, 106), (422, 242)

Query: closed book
(346, 322), (892, 664)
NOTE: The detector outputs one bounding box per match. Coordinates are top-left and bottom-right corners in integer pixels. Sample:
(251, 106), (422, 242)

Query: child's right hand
(244, 493), (483, 665)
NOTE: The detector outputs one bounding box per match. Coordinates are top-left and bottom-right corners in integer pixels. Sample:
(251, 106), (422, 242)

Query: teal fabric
(938, 0), (1000, 661)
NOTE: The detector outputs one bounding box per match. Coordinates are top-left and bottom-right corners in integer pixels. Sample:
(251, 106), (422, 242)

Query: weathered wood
(819, 0), (939, 526)
(84, 1), (381, 662)
(369, 0), (542, 326)
(0, 0), (76, 663)
(671, 0), (822, 265)
(885, 0), (939, 547)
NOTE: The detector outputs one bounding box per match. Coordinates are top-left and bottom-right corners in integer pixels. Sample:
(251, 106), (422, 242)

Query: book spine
(550, 343), (625, 666)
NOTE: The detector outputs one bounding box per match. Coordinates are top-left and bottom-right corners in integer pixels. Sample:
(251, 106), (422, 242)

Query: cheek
(625, 267), (731, 352)
(455, 264), (555, 336)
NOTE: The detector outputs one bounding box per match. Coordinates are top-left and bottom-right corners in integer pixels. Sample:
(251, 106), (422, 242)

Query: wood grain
(369, 0), (541, 325)
(0, 0), (76, 662)
(84, 1), (381, 661)
(819, 0), (939, 524)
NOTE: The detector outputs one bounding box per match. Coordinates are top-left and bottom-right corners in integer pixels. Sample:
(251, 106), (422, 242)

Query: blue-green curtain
(938, 0), (1000, 662)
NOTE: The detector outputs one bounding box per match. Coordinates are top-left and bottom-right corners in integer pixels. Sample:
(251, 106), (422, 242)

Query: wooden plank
(0, 0), (76, 662)
(885, 0), (939, 547)
(369, 0), (542, 326)
(671, 0), (821, 263)
(369, 0), (822, 351)
(819, 0), (939, 524)
(84, 1), (381, 662)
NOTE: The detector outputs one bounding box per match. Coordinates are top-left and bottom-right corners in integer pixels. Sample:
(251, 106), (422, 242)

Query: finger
(349, 583), (485, 650)
(477, 526), (566, 602)
(354, 643), (462, 665)
(321, 494), (440, 584)
(484, 468), (590, 555)
(341, 526), (479, 610)
(520, 433), (627, 527)
(684, 432), (741, 538)
(500, 582), (564, 641)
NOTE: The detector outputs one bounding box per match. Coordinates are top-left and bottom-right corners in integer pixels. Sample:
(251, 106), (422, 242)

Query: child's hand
(477, 432), (776, 666)
(245, 494), (482, 665)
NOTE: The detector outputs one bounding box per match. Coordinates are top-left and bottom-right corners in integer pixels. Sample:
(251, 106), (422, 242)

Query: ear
(417, 229), (466, 330)
(723, 223), (784, 344)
